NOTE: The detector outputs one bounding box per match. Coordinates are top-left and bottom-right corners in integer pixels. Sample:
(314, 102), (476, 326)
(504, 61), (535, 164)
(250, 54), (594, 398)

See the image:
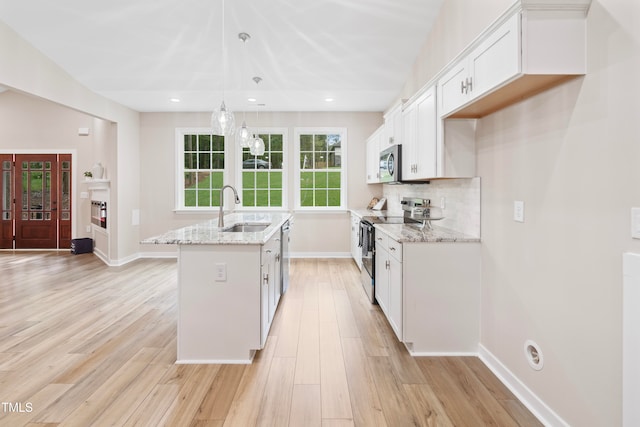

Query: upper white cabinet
(383, 102), (403, 146)
(402, 86), (437, 181)
(439, 13), (520, 117)
(438, 2), (589, 118)
(366, 125), (383, 184)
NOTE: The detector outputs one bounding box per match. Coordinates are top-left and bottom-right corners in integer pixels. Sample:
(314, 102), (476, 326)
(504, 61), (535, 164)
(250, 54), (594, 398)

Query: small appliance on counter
(400, 197), (444, 229)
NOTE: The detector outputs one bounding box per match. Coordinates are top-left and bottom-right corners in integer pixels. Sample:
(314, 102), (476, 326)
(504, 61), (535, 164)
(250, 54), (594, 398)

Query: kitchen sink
(222, 223), (269, 233)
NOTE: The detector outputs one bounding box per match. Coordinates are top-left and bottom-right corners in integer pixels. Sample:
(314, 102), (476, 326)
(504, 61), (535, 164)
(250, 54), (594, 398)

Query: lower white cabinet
(177, 232), (283, 363)
(374, 227), (481, 354)
(261, 232), (281, 348)
(375, 230), (403, 340)
(350, 212), (362, 270)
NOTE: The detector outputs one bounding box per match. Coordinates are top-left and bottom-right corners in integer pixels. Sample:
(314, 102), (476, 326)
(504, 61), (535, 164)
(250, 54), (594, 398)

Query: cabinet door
(414, 87), (437, 179)
(383, 103), (402, 146)
(350, 214), (362, 269)
(438, 60), (469, 117)
(375, 247), (389, 315)
(366, 127), (382, 183)
(468, 12), (520, 102)
(401, 104), (416, 179)
(388, 255), (403, 340)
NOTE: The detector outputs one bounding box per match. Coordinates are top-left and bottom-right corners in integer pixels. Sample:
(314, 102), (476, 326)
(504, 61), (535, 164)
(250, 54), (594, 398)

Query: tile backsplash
(382, 178), (480, 237)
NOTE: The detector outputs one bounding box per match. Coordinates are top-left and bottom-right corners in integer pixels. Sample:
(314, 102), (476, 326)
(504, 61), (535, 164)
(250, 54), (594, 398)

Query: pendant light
(211, 0), (235, 137)
(235, 32), (252, 148)
(249, 77), (265, 156)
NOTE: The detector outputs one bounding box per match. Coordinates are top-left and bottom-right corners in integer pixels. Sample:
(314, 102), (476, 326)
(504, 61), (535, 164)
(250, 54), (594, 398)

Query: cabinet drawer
(375, 230), (388, 251)
(387, 237), (402, 262)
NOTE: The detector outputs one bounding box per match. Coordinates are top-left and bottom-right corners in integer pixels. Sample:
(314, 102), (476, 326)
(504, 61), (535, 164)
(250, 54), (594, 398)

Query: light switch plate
(514, 200), (525, 223)
(631, 208), (640, 239)
(214, 263), (227, 282)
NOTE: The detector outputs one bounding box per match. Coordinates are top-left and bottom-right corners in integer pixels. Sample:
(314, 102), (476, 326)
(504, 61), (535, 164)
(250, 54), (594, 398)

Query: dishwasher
(281, 219), (291, 293)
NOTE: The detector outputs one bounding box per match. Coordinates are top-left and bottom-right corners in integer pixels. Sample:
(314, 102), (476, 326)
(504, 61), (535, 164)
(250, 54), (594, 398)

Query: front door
(0, 154), (73, 250)
(0, 154), (13, 249)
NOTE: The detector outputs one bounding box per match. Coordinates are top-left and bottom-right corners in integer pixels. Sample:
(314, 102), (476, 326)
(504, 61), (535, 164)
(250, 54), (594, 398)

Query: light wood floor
(0, 252), (542, 427)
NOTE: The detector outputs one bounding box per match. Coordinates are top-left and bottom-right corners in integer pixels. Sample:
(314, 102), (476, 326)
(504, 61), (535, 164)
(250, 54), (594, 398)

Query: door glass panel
(44, 171), (51, 211)
(2, 160), (10, 170)
(30, 171), (43, 210)
(30, 212), (43, 220)
(2, 171), (10, 211)
(45, 162), (51, 170)
(62, 161), (70, 170)
(61, 171), (70, 211)
(22, 171), (28, 210)
(22, 162), (27, 169)
(30, 162), (43, 170)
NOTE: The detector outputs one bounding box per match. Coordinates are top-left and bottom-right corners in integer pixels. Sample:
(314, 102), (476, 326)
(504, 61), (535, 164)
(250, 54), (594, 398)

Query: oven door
(359, 220), (375, 303)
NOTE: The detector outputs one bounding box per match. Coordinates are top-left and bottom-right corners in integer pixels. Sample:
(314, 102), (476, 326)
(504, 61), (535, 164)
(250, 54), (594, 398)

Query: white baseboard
(478, 344), (568, 427)
(138, 251), (178, 259)
(290, 251), (351, 259)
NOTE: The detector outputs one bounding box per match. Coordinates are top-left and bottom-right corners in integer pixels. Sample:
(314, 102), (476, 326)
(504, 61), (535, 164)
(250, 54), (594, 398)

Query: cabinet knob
(467, 77), (473, 92)
(461, 80), (466, 94)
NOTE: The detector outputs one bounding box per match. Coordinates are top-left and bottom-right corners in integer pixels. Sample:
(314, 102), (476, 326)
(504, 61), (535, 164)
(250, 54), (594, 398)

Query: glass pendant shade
(211, 101), (235, 137)
(235, 121), (252, 147)
(249, 135), (265, 156)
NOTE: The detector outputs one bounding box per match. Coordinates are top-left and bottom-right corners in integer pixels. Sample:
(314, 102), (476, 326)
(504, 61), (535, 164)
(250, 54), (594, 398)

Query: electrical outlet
(86, 225), (91, 233)
(440, 196), (446, 210)
(514, 201), (525, 223)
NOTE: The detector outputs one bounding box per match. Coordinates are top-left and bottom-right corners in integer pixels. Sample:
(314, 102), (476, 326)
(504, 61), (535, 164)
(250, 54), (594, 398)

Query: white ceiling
(0, 0), (444, 113)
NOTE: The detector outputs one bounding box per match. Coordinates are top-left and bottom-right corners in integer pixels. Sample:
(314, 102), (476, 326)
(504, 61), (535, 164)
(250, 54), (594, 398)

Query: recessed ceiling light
(170, 98), (181, 103)
(325, 98), (334, 102)
(248, 97), (257, 102)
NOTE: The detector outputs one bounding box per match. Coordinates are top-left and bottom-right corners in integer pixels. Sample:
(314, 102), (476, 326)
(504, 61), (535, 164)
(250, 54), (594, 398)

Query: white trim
(293, 127), (348, 210)
(138, 251), (178, 259)
(176, 357), (253, 365)
(407, 350), (479, 357)
(174, 128), (229, 210)
(290, 251), (351, 259)
(478, 344), (567, 427)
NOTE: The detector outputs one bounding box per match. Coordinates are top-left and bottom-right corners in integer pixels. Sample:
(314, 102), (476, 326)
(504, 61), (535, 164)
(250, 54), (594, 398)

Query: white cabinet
(261, 232), (281, 347)
(350, 212), (362, 270)
(439, 13), (520, 117)
(402, 242), (480, 355)
(374, 229), (403, 341)
(383, 102), (403, 146)
(366, 126), (383, 183)
(373, 227), (481, 354)
(438, 5), (589, 119)
(402, 86), (437, 180)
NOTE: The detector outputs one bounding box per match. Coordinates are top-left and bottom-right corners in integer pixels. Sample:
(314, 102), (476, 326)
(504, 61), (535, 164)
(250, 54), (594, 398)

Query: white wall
(138, 111), (382, 257)
(0, 20), (141, 264)
(397, 0), (640, 425)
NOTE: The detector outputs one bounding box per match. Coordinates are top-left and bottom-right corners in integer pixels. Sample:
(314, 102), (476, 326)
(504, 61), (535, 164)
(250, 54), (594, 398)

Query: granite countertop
(374, 222), (480, 243)
(350, 208), (479, 243)
(141, 212), (292, 245)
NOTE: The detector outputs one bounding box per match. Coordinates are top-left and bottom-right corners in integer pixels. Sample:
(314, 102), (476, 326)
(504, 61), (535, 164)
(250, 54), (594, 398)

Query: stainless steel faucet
(218, 185), (241, 228)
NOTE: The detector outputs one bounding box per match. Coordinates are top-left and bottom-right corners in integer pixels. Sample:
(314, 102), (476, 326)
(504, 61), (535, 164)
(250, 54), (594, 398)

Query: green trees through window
(298, 132), (343, 207)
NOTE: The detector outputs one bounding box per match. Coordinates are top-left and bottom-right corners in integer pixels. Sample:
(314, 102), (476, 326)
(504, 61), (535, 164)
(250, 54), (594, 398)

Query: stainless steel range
(358, 197), (444, 303)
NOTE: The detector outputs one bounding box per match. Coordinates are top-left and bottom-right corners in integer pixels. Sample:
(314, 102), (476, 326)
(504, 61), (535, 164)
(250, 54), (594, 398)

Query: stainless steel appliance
(281, 219), (291, 294)
(400, 197), (444, 229)
(379, 144), (401, 183)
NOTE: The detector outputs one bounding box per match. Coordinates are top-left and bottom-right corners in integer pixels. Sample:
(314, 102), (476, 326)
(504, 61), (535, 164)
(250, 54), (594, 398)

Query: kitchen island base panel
(178, 244), (262, 363)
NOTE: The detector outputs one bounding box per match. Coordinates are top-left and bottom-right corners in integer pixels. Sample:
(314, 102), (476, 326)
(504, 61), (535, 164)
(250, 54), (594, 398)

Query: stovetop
(362, 214), (406, 224)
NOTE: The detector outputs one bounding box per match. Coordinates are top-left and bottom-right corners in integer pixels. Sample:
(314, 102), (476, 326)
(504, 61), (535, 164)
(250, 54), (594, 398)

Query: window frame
(293, 127), (348, 211)
(175, 127), (229, 212)
(235, 127), (289, 211)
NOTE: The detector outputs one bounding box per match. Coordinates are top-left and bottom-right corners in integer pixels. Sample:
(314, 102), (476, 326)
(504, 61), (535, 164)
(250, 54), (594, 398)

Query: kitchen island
(142, 212), (292, 364)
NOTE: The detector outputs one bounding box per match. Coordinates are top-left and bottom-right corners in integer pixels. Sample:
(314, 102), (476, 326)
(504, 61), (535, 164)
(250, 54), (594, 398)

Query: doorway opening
(0, 153), (72, 249)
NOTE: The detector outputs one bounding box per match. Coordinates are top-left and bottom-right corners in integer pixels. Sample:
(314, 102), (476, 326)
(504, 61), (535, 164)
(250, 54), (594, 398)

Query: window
(237, 129), (287, 209)
(294, 128), (347, 210)
(176, 128), (226, 209)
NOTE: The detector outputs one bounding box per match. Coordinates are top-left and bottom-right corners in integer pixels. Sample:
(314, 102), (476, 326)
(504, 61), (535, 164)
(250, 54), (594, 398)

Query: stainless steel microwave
(379, 144), (401, 183)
